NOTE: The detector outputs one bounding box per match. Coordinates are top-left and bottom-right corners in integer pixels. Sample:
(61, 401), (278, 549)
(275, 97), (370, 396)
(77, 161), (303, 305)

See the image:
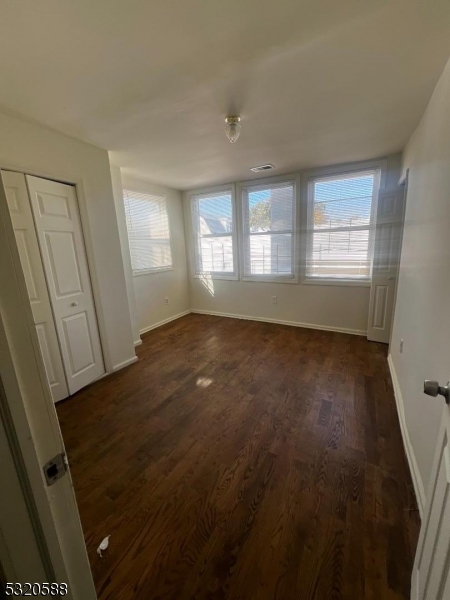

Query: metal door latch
(423, 380), (450, 404)
(43, 452), (68, 486)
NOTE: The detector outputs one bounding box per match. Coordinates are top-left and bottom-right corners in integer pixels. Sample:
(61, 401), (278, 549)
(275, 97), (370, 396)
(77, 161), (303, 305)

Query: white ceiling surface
(0, 1), (450, 190)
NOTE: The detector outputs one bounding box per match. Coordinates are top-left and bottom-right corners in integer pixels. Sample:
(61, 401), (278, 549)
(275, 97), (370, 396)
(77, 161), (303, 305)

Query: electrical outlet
(165, 297), (169, 305)
(271, 296), (277, 305)
(399, 339), (404, 354)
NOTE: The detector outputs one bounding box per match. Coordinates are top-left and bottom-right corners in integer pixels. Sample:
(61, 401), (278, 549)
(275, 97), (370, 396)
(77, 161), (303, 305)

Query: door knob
(423, 380), (450, 404)
(70, 301), (78, 307)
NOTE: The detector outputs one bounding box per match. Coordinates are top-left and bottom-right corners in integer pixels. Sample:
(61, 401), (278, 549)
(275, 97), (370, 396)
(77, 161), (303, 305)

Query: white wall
(121, 176), (190, 333)
(390, 57), (450, 510)
(190, 279), (370, 334)
(110, 165), (141, 346)
(0, 110), (136, 372)
(186, 155), (401, 335)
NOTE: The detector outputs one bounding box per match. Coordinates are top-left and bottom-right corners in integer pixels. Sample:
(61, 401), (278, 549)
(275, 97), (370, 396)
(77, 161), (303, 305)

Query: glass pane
(313, 174), (374, 229)
(308, 172), (375, 278)
(307, 229), (371, 278)
(198, 194), (233, 235)
(124, 189), (172, 272)
(246, 233), (292, 276)
(199, 235), (234, 273)
(248, 184), (293, 233)
(129, 238), (172, 272)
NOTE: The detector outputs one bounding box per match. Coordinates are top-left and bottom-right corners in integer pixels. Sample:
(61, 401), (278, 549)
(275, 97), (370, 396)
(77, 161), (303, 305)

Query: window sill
(133, 267), (174, 277)
(301, 277), (371, 287)
(193, 272), (238, 281)
(241, 276), (298, 285)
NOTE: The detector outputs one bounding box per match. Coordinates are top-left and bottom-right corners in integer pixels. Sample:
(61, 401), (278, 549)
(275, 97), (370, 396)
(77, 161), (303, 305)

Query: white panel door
(26, 175), (104, 394)
(412, 394), (450, 599)
(367, 187), (405, 343)
(2, 171), (68, 402)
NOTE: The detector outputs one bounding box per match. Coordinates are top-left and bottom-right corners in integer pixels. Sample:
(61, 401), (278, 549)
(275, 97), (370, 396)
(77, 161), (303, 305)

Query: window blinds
(306, 171), (376, 279)
(123, 189), (172, 274)
(242, 182), (295, 277)
(191, 191), (234, 274)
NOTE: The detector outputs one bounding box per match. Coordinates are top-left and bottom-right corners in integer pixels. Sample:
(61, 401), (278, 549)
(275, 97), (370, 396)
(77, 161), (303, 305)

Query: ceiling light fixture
(225, 116), (241, 143)
(250, 164), (274, 172)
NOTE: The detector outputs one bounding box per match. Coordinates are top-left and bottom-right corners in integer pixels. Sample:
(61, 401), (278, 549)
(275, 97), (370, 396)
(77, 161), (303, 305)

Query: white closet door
(26, 175), (105, 394)
(367, 187), (405, 343)
(2, 171), (68, 402)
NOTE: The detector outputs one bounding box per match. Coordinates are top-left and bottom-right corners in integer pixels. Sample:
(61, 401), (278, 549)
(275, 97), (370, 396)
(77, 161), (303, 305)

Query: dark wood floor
(57, 314), (420, 600)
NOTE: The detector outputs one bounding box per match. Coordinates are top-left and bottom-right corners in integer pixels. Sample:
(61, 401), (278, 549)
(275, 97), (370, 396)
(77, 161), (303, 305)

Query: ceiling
(0, 1), (450, 190)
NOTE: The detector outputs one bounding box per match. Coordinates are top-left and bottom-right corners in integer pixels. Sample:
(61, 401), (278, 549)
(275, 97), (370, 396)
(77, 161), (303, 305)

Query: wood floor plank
(57, 314), (420, 600)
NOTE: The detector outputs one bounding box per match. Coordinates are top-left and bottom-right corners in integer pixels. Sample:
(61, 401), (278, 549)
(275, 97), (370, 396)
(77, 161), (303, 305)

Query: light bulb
(225, 116), (241, 143)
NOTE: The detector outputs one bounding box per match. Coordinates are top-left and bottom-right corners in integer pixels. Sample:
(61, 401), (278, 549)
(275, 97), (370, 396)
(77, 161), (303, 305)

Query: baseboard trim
(388, 354), (425, 517)
(134, 339), (142, 347)
(139, 310), (191, 336)
(190, 309), (367, 337)
(112, 355), (138, 372)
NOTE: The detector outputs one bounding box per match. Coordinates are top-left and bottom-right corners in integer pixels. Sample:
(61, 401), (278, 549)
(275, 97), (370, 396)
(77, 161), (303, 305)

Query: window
(123, 189), (172, 275)
(190, 189), (236, 276)
(242, 181), (296, 279)
(305, 170), (378, 281)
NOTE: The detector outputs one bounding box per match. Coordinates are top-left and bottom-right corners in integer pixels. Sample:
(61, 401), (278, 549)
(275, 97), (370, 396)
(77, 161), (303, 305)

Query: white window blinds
(242, 182), (295, 278)
(191, 190), (235, 274)
(306, 171), (377, 280)
(123, 189), (172, 275)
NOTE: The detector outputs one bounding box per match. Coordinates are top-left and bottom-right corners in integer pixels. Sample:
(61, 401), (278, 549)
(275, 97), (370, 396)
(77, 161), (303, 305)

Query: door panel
(35, 323), (59, 385)
(412, 407), (450, 599)
(62, 313), (96, 375)
(371, 284), (389, 329)
(14, 228), (39, 301)
(2, 171), (68, 402)
(367, 188), (405, 343)
(26, 175), (104, 394)
(44, 231), (83, 297)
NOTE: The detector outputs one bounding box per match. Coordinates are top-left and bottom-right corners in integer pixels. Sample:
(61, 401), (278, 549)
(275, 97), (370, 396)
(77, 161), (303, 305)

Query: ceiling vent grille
(250, 164), (274, 173)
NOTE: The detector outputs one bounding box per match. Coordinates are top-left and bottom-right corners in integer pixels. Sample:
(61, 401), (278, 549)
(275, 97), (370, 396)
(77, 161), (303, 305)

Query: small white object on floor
(97, 535), (111, 558)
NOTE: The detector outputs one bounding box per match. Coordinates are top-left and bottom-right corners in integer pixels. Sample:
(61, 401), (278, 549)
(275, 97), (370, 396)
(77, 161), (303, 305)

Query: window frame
(123, 186), (174, 277)
(238, 174), (300, 284)
(300, 160), (385, 287)
(186, 184), (238, 281)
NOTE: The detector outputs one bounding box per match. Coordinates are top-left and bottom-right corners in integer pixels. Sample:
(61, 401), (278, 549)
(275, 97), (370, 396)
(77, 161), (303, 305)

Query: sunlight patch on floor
(196, 377), (213, 388)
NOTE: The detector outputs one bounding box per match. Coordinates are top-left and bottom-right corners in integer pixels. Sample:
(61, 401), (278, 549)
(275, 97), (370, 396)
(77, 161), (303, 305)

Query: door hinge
(43, 452), (68, 486)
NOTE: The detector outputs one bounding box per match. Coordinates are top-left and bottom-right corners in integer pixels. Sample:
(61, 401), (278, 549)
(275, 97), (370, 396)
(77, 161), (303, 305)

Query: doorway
(2, 170), (105, 402)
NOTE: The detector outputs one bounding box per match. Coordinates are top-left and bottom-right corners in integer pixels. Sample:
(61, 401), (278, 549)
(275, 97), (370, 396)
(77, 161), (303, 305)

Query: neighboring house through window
(241, 180), (296, 281)
(190, 189), (236, 276)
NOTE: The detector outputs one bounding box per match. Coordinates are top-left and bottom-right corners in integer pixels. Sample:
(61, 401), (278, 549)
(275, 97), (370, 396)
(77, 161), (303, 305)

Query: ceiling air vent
(250, 164), (274, 173)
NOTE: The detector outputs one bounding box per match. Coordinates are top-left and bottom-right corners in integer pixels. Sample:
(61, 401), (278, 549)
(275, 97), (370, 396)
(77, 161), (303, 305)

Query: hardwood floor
(57, 314), (420, 600)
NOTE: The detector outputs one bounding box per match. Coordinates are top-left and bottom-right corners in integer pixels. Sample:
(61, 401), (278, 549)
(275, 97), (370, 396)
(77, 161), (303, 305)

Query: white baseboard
(388, 354), (425, 517)
(139, 310), (191, 336)
(190, 309), (366, 337)
(112, 355), (138, 372)
(134, 339), (142, 347)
